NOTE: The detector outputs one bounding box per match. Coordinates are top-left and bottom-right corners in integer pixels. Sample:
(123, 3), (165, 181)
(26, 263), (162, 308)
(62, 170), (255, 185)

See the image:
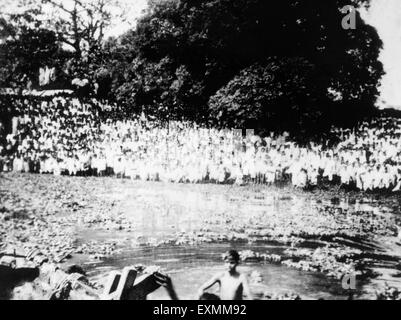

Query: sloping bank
(1, 173), (401, 299)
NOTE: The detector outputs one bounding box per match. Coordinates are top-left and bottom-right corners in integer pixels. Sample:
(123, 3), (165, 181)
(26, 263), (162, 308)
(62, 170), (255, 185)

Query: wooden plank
(113, 267), (138, 300)
(127, 273), (161, 300)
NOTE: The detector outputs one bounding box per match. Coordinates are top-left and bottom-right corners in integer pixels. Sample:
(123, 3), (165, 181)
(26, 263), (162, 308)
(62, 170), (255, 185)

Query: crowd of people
(1, 95), (401, 192)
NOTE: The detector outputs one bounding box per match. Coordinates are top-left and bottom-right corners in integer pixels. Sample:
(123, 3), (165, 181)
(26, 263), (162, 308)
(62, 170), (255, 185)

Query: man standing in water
(197, 250), (253, 300)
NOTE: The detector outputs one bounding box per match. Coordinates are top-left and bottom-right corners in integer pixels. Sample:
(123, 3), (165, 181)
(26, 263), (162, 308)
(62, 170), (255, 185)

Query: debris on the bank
(375, 284), (401, 300)
(263, 292), (302, 300)
(249, 270), (263, 284)
(2, 173), (401, 300)
(75, 241), (121, 258)
(239, 250), (282, 263)
(282, 245), (361, 279)
(2, 247), (169, 301)
(0, 250), (40, 299)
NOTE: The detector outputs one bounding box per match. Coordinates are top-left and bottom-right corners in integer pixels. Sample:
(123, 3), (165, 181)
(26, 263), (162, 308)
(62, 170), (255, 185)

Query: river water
(67, 181), (401, 300)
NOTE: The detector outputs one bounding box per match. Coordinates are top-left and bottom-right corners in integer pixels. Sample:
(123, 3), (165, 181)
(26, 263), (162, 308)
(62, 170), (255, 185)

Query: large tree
(0, 9), (63, 89)
(112, 0), (383, 130)
(39, 0), (120, 57)
(208, 57), (324, 134)
(0, 0), (128, 90)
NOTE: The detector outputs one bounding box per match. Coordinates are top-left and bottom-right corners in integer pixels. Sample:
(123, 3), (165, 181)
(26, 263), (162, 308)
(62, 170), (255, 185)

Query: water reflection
(76, 182), (395, 299)
(85, 244), (354, 300)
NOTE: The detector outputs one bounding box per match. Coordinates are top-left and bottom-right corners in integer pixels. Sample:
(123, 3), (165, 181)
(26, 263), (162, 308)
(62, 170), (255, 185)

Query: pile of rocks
(375, 284), (401, 300)
(1, 247), (167, 300)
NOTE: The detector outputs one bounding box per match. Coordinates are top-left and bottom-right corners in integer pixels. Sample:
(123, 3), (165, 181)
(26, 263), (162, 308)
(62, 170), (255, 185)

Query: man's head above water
(223, 250), (240, 263)
(223, 250), (240, 273)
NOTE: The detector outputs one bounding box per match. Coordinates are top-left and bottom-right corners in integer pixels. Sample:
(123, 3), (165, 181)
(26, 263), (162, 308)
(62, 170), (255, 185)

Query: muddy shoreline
(1, 173), (401, 299)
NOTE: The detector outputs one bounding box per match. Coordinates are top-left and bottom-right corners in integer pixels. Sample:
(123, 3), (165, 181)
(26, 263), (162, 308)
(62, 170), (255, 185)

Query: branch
(44, 0), (73, 14)
(60, 36), (75, 47)
(44, 0), (86, 26)
(90, 20), (100, 38)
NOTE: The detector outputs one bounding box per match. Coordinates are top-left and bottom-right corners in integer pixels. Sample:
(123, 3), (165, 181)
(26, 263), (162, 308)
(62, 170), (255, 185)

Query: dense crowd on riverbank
(1, 96), (401, 192)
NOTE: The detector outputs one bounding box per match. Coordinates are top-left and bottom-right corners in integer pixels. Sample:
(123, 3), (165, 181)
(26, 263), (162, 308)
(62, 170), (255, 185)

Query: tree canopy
(0, 8), (63, 88)
(0, 0), (385, 133)
(107, 0), (383, 132)
(0, 0), (126, 91)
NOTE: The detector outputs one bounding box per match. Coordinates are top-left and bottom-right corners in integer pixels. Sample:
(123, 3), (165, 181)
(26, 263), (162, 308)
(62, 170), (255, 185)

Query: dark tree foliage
(209, 57), (326, 134)
(0, 0), (384, 133)
(108, 0), (383, 133)
(0, 27), (59, 88)
(0, 9), (71, 90)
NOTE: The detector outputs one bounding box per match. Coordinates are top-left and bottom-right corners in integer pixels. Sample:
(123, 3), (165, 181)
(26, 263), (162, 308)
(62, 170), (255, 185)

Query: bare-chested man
(197, 250), (253, 300)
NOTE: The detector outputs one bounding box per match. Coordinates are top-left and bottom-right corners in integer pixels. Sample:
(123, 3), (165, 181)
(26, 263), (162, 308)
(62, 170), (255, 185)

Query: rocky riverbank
(1, 173), (401, 299)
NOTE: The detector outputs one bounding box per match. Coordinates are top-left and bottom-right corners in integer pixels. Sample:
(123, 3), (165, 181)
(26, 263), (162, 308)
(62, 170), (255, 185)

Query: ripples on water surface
(71, 181), (400, 300)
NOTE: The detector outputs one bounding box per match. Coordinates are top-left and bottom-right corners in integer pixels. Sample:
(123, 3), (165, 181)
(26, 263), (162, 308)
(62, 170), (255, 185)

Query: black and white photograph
(1, 0), (401, 304)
